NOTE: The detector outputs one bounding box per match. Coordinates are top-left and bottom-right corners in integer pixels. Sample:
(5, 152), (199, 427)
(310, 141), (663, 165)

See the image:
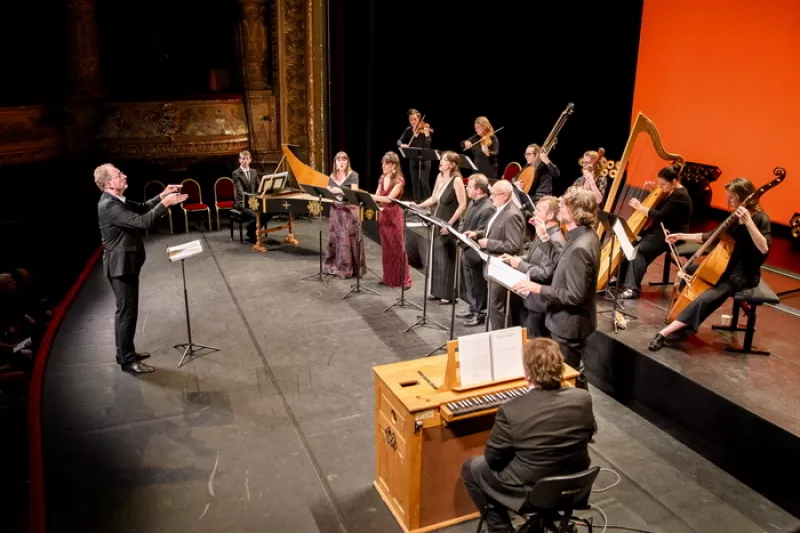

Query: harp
(595, 112), (684, 291)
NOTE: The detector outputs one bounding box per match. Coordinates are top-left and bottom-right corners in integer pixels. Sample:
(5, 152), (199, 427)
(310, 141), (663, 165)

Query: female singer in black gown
(411, 151), (467, 303)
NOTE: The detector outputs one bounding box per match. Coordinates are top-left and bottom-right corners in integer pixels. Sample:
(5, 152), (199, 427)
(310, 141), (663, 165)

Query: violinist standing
(462, 116), (499, 180)
(397, 108), (433, 203)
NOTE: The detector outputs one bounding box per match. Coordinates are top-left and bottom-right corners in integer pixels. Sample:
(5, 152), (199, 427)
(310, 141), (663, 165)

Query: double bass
(518, 102), (575, 194)
(666, 167), (787, 322)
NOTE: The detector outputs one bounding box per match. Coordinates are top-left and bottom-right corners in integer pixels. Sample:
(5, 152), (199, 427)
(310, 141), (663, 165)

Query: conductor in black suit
(461, 338), (595, 533)
(513, 187), (600, 389)
(232, 150), (262, 242)
(95, 163), (187, 374)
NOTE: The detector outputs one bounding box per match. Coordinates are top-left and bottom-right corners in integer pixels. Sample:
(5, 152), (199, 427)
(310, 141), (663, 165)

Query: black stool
(650, 242), (702, 286)
(712, 279), (779, 355)
(475, 467), (600, 533)
(229, 209), (244, 243)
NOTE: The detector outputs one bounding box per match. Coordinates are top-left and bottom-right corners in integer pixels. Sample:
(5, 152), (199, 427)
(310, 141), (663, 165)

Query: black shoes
(649, 333), (666, 351)
(456, 311), (474, 319)
(116, 352), (151, 364)
(121, 361), (155, 374)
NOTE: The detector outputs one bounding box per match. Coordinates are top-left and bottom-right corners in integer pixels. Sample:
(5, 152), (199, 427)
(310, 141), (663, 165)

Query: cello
(595, 113), (684, 291)
(519, 102), (575, 194)
(666, 167), (787, 322)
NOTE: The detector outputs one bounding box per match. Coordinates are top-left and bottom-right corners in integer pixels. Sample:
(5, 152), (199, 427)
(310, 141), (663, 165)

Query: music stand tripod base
(384, 250), (422, 312)
(175, 342), (221, 368)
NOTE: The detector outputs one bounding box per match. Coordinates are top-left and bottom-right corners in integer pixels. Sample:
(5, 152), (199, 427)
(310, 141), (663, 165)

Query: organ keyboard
(373, 351), (578, 533)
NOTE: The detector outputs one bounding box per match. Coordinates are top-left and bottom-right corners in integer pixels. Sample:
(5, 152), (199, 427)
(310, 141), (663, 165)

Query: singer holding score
(95, 163), (187, 375)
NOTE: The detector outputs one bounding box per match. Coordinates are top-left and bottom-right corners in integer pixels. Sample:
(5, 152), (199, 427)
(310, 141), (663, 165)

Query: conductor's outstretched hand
(162, 193), (188, 207)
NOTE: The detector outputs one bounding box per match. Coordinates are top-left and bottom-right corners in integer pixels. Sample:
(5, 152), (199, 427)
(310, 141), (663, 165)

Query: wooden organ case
(373, 331), (578, 533)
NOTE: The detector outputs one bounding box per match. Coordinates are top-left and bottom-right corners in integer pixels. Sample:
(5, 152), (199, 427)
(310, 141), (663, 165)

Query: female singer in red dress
(373, 151), (412, 289)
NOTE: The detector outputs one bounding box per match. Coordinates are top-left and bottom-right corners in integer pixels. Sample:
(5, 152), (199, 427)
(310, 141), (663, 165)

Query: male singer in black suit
(95, 163), (187, 374)
(465, 180), (525, 330)
(514, 187), (600, 389)
(457, 174), (495, 326)
(232, 150), (263, 242)
(461, 338), (595, 533)
(501, 196), (566, 337)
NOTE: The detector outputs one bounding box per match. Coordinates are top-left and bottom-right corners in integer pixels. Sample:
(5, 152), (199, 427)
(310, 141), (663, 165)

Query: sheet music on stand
(258, 171), (290, 194)
(457, 326), (525, 387)
(448, 226), (488, 262)
(486, 255), (527, 294)
(456, 154), (478, 171)
(167, 240), (203, 262)
(613, 217), (637, 261)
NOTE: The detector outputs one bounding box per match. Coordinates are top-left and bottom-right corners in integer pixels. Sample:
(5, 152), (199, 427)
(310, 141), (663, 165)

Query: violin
(463, 126), (505, 151)
(413, 121), (434, 135)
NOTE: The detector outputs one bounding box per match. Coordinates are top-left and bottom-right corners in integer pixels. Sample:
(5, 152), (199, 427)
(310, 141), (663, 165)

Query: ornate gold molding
(0, 106), (62, 166)
(96, 99), (249, 160)
(306, 0), (327, 172)
(67, 0), (103, 100)
(239, 0), (270, 90)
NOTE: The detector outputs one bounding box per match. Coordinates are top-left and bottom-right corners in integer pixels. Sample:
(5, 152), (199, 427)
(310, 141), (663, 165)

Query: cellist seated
(649, 177), (771, 351)
(618, 164), (693, 299)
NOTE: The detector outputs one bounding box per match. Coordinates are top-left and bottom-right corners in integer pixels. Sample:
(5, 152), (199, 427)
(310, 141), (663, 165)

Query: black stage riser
(586, 331), (800, 518)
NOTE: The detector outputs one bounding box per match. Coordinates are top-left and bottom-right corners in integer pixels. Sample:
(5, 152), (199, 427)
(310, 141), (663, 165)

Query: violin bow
(660, 222), (689, 283)
(462, 126), (505, 151)
(410, 113), (427, 140)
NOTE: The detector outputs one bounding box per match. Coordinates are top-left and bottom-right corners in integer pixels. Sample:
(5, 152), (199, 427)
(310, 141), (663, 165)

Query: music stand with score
(339, 188), (380, 299)
(258, 171), (290, 194)
(166, 240), (221, 367)
(300, 184), (337, 286)
(403, 209), (448, 334)
(597, 210), (637, 332)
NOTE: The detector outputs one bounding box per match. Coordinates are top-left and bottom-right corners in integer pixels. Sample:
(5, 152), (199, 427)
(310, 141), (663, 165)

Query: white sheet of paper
(457, 331), (494, 387)
(167, 240), (203, 262)
(449, 227), (489, 261)
(489, 326), (525, 381)
(613, 219), (637, 261)
(487, 256), (527, 292)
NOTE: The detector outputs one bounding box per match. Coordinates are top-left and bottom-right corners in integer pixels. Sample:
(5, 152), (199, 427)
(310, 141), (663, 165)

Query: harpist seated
(461, 338), (595, 533)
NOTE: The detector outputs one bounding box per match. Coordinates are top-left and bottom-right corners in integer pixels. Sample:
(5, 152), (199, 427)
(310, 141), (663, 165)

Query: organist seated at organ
(461, 338), (595, 533)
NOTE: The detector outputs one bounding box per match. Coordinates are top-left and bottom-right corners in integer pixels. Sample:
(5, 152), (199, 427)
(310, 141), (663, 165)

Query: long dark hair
(725, 177), (761, 212)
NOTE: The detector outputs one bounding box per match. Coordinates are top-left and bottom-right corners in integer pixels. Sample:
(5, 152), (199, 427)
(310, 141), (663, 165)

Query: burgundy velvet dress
(377, 175), (412, 288)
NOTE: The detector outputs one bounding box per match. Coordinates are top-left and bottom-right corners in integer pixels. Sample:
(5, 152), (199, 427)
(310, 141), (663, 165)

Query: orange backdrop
(631, 0), (800, 226)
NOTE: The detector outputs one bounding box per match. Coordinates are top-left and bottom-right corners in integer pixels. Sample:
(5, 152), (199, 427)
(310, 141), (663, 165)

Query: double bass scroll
(520, 102), (575, 194)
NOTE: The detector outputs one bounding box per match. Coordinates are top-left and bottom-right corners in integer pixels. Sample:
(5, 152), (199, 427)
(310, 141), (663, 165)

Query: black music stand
(300, 184), (336, 286)
(404, 209), (448, 333)
(597, 210), (637, 332)
(166, 241), (221, 368)
(384, 198), (422, 313)
(340, 188), (380, 299)
(425, 228), (463, 356)
(398, 146), (439, 202)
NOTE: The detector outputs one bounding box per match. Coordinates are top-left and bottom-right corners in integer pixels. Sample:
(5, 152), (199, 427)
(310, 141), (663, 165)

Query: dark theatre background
(329, 0), (645, 195)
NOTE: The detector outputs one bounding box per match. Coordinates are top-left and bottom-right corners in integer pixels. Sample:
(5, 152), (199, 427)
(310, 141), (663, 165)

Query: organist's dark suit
(98, 192), (167, 366)
(462, 386), (595, 532)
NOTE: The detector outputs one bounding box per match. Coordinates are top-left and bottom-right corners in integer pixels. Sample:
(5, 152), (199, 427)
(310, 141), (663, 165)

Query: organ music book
(454, 326), (525, 389)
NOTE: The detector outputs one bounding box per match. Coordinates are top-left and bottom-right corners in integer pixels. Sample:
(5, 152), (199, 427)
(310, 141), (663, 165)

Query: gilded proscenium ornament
(0, 106), (61, 166)
(96, 99), (249, 160)
(67, 0), (103, 100)
(239, 0), (270, 90)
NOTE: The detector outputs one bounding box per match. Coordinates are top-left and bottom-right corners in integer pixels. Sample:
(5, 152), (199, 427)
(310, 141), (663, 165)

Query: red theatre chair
(502, 161), (522, 182)
(214, 177), (235, 231)
(179, 178), (212, 232)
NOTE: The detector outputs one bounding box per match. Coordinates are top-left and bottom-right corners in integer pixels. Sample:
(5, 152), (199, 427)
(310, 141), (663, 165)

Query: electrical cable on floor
(589, 503), (608, 533)
(592, 467), (622, 492)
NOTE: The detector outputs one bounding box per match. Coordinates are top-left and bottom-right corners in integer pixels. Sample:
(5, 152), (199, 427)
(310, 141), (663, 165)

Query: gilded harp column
(239, 0), (280, 165)
(276, 0), (327, 171)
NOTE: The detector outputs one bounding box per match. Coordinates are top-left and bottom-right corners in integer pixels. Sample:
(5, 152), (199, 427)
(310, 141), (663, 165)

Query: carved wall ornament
(0, 106), (62, 166)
